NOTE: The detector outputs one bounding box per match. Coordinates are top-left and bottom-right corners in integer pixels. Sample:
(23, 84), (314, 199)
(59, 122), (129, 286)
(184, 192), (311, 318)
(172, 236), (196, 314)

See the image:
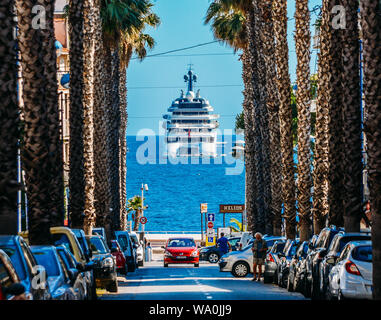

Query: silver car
(219, 237), (285, 278)
(327, 240), (372, 300)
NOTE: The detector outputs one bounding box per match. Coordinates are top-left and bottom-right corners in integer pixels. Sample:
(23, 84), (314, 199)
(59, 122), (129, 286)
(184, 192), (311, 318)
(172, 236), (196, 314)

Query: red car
(163, 238), (199, 268)
(110, 240), (127, 275)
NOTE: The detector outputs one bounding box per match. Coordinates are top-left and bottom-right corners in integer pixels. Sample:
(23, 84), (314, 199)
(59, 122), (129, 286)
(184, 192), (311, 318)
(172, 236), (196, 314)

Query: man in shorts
(251, 232), (268, 281)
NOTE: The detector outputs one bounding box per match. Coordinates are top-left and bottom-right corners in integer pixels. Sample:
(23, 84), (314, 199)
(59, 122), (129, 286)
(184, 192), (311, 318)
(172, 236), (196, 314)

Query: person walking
(216, 232), (231, 255)
(251, 232), (268, 281)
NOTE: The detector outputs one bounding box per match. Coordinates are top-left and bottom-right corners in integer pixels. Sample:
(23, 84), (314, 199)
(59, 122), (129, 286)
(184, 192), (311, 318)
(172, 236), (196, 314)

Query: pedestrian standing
(251, 232), (268, 281)
(216, 232), (231, 255)
(145, 242), (153, 262)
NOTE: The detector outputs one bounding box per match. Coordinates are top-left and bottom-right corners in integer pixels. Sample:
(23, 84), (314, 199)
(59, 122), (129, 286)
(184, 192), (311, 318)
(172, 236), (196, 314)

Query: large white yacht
(163, 67), (220, 158)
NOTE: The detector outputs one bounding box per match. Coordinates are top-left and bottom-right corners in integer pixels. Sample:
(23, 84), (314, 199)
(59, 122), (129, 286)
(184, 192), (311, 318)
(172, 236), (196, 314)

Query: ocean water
(126, 135), (245, 232)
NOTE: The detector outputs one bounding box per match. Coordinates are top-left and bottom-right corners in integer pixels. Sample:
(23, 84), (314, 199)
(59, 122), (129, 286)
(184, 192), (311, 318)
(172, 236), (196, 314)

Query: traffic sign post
(207, 213), (215, 222)
(200, 203), (208, 241)
(207, 221), (214, 229)
(140, 217), (148, 224)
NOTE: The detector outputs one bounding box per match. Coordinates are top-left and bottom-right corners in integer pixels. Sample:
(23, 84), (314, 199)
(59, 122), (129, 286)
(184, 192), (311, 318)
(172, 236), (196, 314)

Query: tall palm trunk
(294, 0), (312, 242)
(341, 0), (362, 232)
(16, 0), (63, 244)
(93, 27), (111, 230)
(40, 0), (65, 227)
(261, 0), (282, 236)
(0, 0), (20, 235)
(313, 0), (331, 234)
(241, 50), (257, 232)
(327, 0), (345, 227)
(119, 64), (128, 231)
(360, 0), (381, 300)
(273, 0), (297, 239)
(68, 0), (85, 228)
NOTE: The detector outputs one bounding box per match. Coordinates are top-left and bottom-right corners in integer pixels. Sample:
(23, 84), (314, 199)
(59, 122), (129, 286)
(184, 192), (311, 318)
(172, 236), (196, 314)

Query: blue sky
(126, 0), (322, 136)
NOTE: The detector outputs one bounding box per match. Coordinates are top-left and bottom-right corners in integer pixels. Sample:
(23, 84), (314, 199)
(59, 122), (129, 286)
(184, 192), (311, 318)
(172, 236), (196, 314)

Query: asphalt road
(98, 260), (308, 300)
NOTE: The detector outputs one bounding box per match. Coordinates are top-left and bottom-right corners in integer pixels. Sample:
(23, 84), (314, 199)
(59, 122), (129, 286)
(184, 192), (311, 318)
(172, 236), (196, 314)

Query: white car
(219, 237), (284, 277)
(327, 240), (373, 300)
(130, 232), (144, 266)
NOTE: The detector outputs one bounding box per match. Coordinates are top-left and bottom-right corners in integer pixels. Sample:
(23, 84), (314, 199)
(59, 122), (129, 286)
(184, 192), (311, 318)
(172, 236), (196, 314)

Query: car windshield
(168, 239), (195, 247)
(87, 237), (108, 254)
(32, 250), (60, 277)
(352, 245), (372, 262)
(0, 245), (26, 280)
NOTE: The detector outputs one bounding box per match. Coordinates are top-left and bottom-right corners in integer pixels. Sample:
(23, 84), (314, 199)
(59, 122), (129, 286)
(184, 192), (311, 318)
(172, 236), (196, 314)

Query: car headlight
(191, 250), (199, 257)
(199, 248), (208, 253)
(102, 257), (114, 268)
(165, 250), (173, 257)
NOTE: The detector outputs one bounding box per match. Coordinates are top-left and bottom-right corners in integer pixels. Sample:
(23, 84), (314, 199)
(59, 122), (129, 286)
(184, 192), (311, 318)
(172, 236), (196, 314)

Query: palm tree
(16, 0), (64, 244)
(127, 195), (145, 231)
(0, 0), (20, 235)
(273, 0), (297, 239)
(360, 0), (381, 300)
(204, 0), (259, 232)
(68, 0), (97, 235)
(312, 0), (330, 234)
(341, 0), (362, 232)
(294, 0), (312, 242)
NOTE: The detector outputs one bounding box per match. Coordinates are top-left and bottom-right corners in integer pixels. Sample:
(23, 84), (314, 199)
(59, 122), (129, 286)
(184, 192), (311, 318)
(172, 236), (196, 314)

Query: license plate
(176, 256), (187, 259)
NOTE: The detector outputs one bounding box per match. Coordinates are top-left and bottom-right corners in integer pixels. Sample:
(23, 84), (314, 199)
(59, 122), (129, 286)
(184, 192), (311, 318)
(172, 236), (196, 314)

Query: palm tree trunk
(360, 0), (381, 300)
(0, 0), (20, 235)
(341, 0), (362, 232)
(313, 0), (331, 234)
(93, 22), (111, 231)
(261, 0), (283, 236)
(16, 0), (61, 244)
(40, 0), (65, 227)
(327, 0), (345, 228)
(133, 209), (142, 231)
(273, 0), (297, 239)
(119, 64), (128, 231)
(68, 0), (85, 228)
(294, 0), (312, 242)
(241, 50), (257, 233)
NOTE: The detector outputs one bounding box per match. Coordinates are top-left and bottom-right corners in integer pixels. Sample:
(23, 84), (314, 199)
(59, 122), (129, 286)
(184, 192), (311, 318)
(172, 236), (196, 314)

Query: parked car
(287, 241), (309, 292)
(303, 226), (344, 298)
(56, 246), (87, 300)
(110, 240), (127, 275)
(20, 227), (96, 300)
(30, 245), (78, 300)
(0, 235), (51, 300)
(86, 235), (118, 292)
(327, 240), (372, 300)
(276, 239), (300, 288)
(319, 232), (371, 298)
(199, 237), (241, 263)
(219, 237), (285, 278)
(0, 249), (29, 300)
(93, 227), (109, 246)
(71, 229), (93, 262)
(263, 240), (286, 283)
(130, 232), (144, 267)
(163, 237), (199, 268)
(115, 231), (137, 272)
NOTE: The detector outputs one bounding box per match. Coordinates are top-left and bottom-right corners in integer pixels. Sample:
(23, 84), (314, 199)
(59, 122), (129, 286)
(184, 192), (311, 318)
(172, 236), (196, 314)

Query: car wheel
(138, 260), (144, 267)
(282, 271), (289, 288)
(123, 265), (128, 275)
(311, 277), (320, 300)
(303, 279), (312, 298)
(231, 261), (249, 278)
(90, 277), (97, 300)
(326, 285), (336, 301)
(287, 273), (294, 292)
(208, 252), (220, 264)
(164, 263), (168, 267)
(129, 263), (136, 272)
(107, 280), (118, 293)
(338, 289), (346, 301)
(263, 274), (272, 284)
(273, 269), (278, 284)
(194, 263), (199, 267)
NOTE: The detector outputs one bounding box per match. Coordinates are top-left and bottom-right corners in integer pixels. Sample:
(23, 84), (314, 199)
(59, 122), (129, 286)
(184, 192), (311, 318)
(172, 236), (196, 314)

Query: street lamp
(141, 183), (148, 233)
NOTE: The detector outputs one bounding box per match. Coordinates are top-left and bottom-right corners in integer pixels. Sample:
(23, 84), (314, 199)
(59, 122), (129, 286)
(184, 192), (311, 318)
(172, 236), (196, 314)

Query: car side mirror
(68, 268), (79, 284)
(3, 283), (26, 297)
(110, 248), (118, 254)
(84, 261), (95, 271)
(326, 256), (336, 265)
(76, 262), (85, 272)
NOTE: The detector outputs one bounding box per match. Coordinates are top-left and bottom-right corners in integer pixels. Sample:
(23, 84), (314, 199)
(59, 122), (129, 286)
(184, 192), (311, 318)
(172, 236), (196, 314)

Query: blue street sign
(207, 213), (215, 222)
(208, 237), (214, 243)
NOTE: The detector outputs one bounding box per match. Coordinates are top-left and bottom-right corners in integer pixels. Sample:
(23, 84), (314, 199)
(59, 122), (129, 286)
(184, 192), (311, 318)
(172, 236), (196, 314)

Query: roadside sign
(200, 203), (208, 213)
(207, 228), (215, 237)
(206, 237), (215, 246)
(207, 213), (215, 222)
(219, 204), (245, 213)
(207, 221), (214, 229)
(140, 217), (148, 224)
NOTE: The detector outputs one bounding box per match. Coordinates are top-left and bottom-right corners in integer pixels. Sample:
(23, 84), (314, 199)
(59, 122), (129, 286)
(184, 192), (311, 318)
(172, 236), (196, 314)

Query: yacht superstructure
(163, 68), (220, 157)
